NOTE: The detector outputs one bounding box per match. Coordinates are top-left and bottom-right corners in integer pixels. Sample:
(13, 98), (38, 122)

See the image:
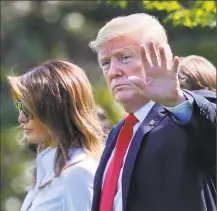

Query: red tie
(100, 114), (138, 211)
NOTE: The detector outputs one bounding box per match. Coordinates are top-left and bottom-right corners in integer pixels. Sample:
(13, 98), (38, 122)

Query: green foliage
(97, 0), (127, 9)
(104, 0), (127, 9)
(93, 85), (126, 125)
(1, 128), (35, 211)
(101, 0), (216, 28)
(0, 1), (216, 210)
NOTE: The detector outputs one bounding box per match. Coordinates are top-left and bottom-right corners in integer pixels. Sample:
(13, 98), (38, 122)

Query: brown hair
(8, 60), (104, 180)
(178, 55), (216, 92)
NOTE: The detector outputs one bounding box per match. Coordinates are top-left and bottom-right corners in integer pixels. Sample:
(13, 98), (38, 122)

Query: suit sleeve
(181, 90), (216, 173)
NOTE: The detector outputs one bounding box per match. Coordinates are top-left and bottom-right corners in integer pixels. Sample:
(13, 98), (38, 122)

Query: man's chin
(114, 94), (131, 105)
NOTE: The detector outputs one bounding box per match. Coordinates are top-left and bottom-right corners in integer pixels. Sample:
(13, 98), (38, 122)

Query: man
(89, 13), (216, 211)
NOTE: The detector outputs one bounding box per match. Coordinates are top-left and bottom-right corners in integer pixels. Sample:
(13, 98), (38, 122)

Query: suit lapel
(122, 103), (167, 211)
(92, 120), (124, 211)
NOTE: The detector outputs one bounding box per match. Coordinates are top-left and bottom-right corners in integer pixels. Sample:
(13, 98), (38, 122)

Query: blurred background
(1, 1), (216, 210)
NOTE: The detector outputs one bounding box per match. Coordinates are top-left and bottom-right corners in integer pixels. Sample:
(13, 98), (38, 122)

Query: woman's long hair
(8, 60), (105, 178)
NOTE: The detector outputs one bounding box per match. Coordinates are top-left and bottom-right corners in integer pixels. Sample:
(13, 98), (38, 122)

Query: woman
(26, 106), (112, 154)
(8, 60), (105, 211)
(178, 55), (216, 92)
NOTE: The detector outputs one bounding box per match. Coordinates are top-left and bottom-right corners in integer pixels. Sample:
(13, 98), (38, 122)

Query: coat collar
(122, 103), (166, 211)
(92, 103), (167, 211)
(92, 120), (124, 211)
(20, 147), (86, 211)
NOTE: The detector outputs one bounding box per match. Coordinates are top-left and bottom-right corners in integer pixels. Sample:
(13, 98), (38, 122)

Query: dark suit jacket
(92, 90), (216, 211)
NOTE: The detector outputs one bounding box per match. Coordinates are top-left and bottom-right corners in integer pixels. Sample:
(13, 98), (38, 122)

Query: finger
(171, 56), (180, 73)
(148, 41), (159, 66)
(128, 76), (147, 93)
(140, 45), (151, 74)
(159, 46), (167, 69)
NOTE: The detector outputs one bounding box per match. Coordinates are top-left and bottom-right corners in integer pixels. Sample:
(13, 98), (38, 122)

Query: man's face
(97, 35), (148, 105)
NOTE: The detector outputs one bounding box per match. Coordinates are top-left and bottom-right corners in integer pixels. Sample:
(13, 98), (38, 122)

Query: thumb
(128, 76), (146, 92)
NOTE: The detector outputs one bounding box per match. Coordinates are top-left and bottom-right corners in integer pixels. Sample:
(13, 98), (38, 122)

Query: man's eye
(102, 61), (110, 66)
(121, 55), (132, 63)
(101, 61), (111, 69)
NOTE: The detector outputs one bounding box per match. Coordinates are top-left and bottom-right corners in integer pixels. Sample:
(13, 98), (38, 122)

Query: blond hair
(89, 13), (173, 60)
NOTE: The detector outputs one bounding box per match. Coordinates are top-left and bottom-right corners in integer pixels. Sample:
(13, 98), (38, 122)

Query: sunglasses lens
(23, 106), (32, 118)
(16, 103), (22, 113)
(16, 102), (33, 118)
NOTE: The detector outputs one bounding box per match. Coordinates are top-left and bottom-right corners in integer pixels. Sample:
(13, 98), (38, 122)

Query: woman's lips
(24, 128), (32, 133)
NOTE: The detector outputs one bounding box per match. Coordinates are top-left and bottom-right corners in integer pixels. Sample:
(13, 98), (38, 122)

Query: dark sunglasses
(16, 102), (33, 119)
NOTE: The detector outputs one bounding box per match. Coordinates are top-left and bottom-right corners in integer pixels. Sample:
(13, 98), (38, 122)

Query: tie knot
(125, 114), (138, 127)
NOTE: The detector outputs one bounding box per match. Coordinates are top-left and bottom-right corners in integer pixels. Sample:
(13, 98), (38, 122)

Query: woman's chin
(26, 137), (39, 144)
(27, 140), (37, 144)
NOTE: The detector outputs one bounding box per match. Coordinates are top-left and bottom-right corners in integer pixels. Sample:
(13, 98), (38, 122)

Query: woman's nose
(18, 111), (28, 124)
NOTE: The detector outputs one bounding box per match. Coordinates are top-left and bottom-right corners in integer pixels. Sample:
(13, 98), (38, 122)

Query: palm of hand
(128, 41), (184, 107)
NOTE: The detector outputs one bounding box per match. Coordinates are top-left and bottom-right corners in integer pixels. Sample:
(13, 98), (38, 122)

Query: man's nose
(18, 111), (29, 124)
(108, 58), (122, 78)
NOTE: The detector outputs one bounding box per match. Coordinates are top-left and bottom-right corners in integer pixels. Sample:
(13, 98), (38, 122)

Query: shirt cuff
(164, 93), (194, 124)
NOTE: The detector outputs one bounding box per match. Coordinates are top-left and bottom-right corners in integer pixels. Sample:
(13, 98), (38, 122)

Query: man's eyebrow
(97, 55), (109, 64)
(97, 45), (138, 63)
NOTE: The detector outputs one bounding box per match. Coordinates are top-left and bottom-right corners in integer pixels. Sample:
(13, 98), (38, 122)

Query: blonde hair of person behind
(89, 13), (173, 61)
(8, 60), (105, 179)
(178, 55), (216, 92)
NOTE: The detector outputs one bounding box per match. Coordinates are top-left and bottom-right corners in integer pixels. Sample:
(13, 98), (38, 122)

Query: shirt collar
(134, 100), (155, 123)
(36, 147), (86, 181)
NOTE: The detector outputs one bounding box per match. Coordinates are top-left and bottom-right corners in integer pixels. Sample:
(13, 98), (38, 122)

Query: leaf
(117, 1), (127, 9)
(101, 0), (216, 28)
(202, 1), (216, 12)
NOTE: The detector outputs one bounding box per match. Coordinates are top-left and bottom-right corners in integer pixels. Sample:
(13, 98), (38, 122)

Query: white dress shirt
(20, 147), (98, 211)
(102, 100), (155, 211)
(102, 97), (193, 211)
